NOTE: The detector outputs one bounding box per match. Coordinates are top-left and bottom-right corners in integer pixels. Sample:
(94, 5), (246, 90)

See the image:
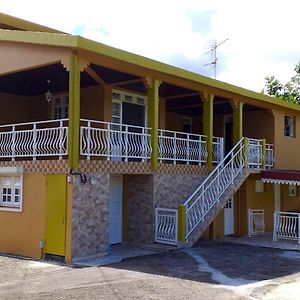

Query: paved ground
(1, 241), (300, 299)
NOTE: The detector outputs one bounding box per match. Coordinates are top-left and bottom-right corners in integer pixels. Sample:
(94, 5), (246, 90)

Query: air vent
(125, 95), (133, 102)
(112, 92), (121, 100)
(137, 97), (145, 105)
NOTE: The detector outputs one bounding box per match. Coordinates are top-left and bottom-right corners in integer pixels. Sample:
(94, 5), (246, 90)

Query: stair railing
(183, 137), (245, 240)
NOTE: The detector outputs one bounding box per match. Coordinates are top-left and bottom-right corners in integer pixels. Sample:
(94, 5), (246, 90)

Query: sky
(1, 0), (299, 92)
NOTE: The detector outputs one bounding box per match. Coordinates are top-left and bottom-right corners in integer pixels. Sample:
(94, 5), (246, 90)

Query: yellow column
(178, 205), (186, 242)
(202, 93), (214, 171)
(68, 53), (81, 169)
(232, 100), (244, 144)
(146, 78), (161, 170)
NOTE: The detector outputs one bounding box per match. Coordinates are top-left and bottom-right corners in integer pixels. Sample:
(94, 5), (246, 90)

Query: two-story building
(0, 12), (299, 263)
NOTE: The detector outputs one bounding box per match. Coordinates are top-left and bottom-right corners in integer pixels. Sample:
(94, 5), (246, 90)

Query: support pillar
(146, 78), (161, 170)
(68, 53), (81, 169)
(202, 93), (214, 171)
(274, 183), (281, 212)
(231, 100), (244, 144)
(178, 205), (186, 242)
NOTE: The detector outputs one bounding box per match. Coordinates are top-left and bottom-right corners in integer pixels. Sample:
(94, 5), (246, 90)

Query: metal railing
(247, 138), (262, 168)
(0, 119), (68, 160)
(80, 119), (152, 161)
(248, 209), (265, 237)
(213, 136), (224, 164)
(155, 207), (178, 245)
(273, 211), (300, 243)
(184, 138), (245, 240)
(266, 143), (274, 168)
(158, 129), (208, 164)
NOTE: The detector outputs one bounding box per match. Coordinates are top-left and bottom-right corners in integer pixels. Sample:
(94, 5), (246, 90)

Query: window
(0, 176), (23, 211)
(284, 115), (295, 137)
(52, 94), (69, 120)
(288, 185), (297, 197)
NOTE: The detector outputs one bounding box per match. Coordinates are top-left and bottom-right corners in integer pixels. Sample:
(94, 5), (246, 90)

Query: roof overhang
(261, 170), (300, 186)
(0, 29), (300, 114)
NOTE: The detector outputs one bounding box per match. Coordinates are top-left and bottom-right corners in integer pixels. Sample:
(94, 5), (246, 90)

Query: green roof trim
(0, 12), (63, 33)
(0, 28), (299, 113)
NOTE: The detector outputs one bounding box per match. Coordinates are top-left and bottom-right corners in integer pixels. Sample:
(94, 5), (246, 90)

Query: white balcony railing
(247, 138), (262, 168)
(273, 211), (300, 243)
(158, 129), (208, 164)
(266, 143), (274, 168)
(0, 119), (68, 160)
(80, 119), (151, 161)
(213, 137), (224, 164)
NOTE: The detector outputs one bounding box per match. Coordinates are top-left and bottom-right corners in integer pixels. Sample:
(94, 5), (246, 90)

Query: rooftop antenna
(204, 38), (228, 79)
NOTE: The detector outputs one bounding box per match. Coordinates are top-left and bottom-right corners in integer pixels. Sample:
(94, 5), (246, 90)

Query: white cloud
(1, 0), (299, 92)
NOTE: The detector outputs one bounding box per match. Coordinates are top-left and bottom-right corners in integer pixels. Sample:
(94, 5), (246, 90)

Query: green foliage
(263, 62), (300, 104)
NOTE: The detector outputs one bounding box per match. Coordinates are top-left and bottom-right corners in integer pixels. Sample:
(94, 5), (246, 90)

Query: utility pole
(204, 38), (228, 79)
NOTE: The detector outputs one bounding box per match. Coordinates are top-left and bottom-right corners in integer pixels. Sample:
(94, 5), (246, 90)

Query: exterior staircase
(155, 137), (271, 247)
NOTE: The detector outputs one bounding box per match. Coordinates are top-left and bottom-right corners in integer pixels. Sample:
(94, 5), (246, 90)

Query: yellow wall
(0, 174), (46, 258)
(281, 185), (300, 212)
(242, 178), (274, 233)
(243, 110), (274, 143)
(273, 110), (300, 170)
(0, 92), (29, 124)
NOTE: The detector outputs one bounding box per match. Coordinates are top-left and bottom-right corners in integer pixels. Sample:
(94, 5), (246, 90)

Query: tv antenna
(204, 38), (228, 79)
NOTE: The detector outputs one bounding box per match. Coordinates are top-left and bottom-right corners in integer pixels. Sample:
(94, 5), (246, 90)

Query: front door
(109, 175), (123, 245)
(45, 174), (67, 256)
(224, 198), (234, 235)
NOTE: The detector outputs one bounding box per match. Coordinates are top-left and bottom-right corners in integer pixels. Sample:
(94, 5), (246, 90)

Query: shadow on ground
(106, 241), (300, 285)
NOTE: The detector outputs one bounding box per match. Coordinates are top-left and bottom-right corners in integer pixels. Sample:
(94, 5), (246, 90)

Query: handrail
(184, 137), (244, 206)
(0, 118), (68, 129)
(184, 137), (245, 240)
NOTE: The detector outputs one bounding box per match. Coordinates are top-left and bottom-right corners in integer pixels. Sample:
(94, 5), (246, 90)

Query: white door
(109, 175), (123, 245)
(224, 198), (234, 235)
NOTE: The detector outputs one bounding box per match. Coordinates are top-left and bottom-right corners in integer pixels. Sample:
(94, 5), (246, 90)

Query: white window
(52, 94), (69, 120)
(284, 115), (295, 137)
(0, 175), (23, 211)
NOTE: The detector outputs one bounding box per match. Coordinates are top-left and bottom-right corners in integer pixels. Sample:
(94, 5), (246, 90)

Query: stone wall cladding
(127, 175), (154, 244)
(72, 173), (110, 259)
(0, 160), (68, 173)
(77, 160), (207, 175)
(153, 174), (207, 208)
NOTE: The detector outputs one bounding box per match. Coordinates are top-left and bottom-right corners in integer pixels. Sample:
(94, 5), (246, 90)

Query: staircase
(155, 137), (272, 246)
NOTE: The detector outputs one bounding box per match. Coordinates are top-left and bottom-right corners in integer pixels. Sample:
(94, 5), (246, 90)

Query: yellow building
(0, 12), (300, 263)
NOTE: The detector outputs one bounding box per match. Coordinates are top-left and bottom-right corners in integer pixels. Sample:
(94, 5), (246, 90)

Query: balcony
(0, 118), (274, 170)
(80, 119), (224, 165)
(0, 119), (68, 160)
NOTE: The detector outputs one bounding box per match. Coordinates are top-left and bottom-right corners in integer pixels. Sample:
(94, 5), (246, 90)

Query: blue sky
(1, 0), (299, 92)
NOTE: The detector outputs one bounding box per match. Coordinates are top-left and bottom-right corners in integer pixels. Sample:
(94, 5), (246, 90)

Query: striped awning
(261, 170), (300, 185)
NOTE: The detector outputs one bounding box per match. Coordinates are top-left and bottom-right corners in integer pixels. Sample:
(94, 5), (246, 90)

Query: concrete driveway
(1, 241), (300, 299)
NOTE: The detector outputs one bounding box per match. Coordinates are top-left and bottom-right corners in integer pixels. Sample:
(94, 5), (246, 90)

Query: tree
(263, 62), (300, 104)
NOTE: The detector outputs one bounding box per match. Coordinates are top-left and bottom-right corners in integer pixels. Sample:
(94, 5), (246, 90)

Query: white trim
(0, 174), (23, 212)
(262, 178), (300, 186)
(0, 167), (23, 175)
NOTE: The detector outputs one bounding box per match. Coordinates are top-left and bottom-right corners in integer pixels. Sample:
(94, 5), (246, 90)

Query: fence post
(125, 125), (128, 161)
(273, 213), (277, 242)
(298, 213), (300, 244)
(178, 205), (186, 242)
(186, 134), (190, 164)
(33, 123), (37, 160)
(59, 120), (64, 160)
(261, 139), (266, 169)
(173, 132), (177, 164)
(12, 125), (16, 161)
(87, 120), (91, 160)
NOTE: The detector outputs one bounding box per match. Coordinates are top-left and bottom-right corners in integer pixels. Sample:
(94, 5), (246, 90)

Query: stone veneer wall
(127, 175), (154, 244)
(153, 174), (206, 208)
(72, 173), (110, 260)
(126, 173), (207, 245)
